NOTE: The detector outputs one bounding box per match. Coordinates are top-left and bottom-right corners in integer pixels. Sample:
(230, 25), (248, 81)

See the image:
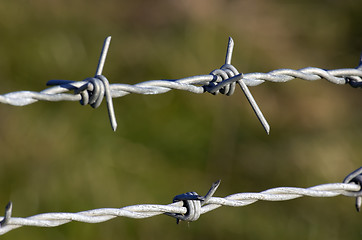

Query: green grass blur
(0, 0), (361, 239)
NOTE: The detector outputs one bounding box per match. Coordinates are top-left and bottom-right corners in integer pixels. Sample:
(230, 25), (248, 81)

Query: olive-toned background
(0, 0), (361, 239)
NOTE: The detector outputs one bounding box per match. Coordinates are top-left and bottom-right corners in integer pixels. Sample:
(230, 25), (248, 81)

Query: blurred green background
(0, 0), (361, 239)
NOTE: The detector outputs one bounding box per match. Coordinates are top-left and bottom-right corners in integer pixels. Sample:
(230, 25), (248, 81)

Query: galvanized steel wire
(0, 178), (361, 235)
(2, 67), (361, 106)
(1, 37), (361, 235)
(2, 67), (361, 105)
(0, 36), (362, 133)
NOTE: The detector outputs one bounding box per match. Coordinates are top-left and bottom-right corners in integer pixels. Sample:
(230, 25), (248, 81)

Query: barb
(95, 36), (117, 131)
(343, 167), (362, 211)
(1, 37), (362, 133)
(224, 37), (270, 134)
(0, 168), (360, 235)
(165, 179), (221, 223)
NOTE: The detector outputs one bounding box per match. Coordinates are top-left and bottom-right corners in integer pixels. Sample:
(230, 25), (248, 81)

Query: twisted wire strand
(0, 36), (361, 133)
(0, 182), (360, 235)
(1, 66), (362, 107)
(0, 36), (361, 107)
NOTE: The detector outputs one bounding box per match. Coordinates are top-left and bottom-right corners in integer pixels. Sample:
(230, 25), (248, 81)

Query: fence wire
(0, 37), (361, 235)
(0, 170), (361, 235)
(0, 36), (361, 133)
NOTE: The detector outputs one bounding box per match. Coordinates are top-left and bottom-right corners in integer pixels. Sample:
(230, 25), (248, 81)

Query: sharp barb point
(237, 80), (270, 135)
(214, 179), (221, 187)
(225, 37), (234, 65)
(228, 36), (234, 45)
(112, 123), (117, 132)
(95, 36), (112, 77)
(202, 180), (221, 205)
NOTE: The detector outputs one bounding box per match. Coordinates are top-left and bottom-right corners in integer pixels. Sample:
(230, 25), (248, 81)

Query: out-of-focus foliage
(0, 0), (361, 239)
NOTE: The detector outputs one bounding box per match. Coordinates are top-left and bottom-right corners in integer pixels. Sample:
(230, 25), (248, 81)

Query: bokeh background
(0, 0), (361, 239)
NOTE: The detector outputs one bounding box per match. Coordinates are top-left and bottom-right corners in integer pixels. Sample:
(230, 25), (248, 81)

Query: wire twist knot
(207, 64), (241, 96)
(76, 75), (111, 108)
(166, 180), (221, 224)
(172, 192), (203, 223)
(343, 167), (362, 212)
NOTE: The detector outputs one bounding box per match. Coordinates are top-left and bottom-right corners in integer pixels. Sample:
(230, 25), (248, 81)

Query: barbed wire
(1, 36), (362, 133)
(1, 37), (361, 236)
(0, 167), (360, 235)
